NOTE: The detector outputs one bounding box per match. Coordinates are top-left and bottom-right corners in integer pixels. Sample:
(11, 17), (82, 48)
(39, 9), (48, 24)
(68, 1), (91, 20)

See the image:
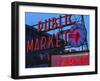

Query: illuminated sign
(25, 13), (89, 68)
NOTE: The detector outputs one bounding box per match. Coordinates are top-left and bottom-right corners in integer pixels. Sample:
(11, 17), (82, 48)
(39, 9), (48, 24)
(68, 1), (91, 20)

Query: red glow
(54, 55), (89, 66)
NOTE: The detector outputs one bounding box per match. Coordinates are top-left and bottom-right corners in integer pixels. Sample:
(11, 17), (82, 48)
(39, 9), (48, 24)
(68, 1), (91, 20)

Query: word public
(37, 15), (74, 32)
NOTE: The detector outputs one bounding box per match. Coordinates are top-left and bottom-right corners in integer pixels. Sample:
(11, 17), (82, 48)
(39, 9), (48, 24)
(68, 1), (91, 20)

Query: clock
(69, 24), (87, 47)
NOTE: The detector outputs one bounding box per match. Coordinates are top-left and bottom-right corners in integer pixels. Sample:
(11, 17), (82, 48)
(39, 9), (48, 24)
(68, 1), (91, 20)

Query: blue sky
(25, 12), (90, 51)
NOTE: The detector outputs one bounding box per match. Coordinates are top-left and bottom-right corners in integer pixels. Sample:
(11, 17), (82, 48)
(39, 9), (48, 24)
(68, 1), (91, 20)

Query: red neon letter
(52, 17), (58, 30)
(37, 21), (43, 32)
(56, 32), (61, 48)
(34, 38), (40, 51)
(27, 39), (34, 53)
(48, 35), (54, 48)
(41, 36), (47, 50)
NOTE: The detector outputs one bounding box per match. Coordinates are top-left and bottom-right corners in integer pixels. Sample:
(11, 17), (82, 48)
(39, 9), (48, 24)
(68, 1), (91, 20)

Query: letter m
(27, 39), (34, 53)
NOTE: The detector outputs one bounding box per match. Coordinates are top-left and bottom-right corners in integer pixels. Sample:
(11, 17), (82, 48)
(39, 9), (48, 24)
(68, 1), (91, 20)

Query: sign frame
(11, 1), (98, 79)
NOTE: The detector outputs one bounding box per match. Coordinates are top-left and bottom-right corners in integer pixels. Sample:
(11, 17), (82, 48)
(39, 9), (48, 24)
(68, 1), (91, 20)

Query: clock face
(69, 24), (87, 47)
